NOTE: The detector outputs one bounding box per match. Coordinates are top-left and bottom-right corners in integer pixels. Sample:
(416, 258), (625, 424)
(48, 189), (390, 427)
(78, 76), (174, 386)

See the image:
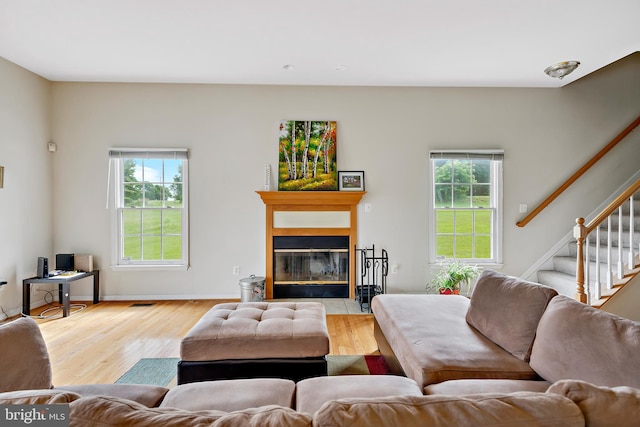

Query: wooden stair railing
(573, 178), (640, 305)
(517, 116), (640, 228)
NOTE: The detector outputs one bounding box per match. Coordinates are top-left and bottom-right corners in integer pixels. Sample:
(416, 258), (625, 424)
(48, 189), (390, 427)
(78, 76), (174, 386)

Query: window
(430, 150), (503, 264)
(109, 149), (189, 268)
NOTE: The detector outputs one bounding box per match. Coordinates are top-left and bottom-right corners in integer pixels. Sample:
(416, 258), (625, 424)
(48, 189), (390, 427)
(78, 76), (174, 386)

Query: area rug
(115, 355), (391, 387)
(115, 358), (180, 387)
(327, 355), (391, 376)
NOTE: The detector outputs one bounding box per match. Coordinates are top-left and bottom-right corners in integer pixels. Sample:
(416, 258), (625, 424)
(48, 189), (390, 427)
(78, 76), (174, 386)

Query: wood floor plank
(27, 299), (376, 385)
(326, 314), (379, 356)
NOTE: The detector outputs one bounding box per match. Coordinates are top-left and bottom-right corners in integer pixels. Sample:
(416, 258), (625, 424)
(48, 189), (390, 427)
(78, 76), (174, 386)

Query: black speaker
(37, 257), (48, 278)
(56, 253), (74, 271)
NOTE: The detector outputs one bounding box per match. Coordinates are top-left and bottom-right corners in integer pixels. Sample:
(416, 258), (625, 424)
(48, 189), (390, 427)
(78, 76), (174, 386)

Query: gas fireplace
(273, 236), (350, 298)
(257, 191), (365, 299)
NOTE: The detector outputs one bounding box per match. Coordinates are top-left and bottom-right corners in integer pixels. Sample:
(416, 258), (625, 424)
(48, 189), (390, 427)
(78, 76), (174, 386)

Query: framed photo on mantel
(338, 171), (365, 191)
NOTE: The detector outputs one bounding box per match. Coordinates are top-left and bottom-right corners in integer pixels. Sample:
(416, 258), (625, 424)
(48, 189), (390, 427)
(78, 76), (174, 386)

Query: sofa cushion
(425, 379), (551, 395)
(547, 379), (640, 427)
(295, 375), (422, 414)
(160, 378), (295, 412)
(69, 395), (312, 427)
(55, 383), (169, 408)
(0, 317), (53, 392)
(0, 389), (81, 405)
(372, 294), (537, 388)
(313, 393), (584, 427)
(465, 269), (557, 362)
(530, 295), (640, 388)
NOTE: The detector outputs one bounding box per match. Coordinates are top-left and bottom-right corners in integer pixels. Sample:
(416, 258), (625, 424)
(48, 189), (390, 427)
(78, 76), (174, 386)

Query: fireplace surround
(257, 191), (366, 299)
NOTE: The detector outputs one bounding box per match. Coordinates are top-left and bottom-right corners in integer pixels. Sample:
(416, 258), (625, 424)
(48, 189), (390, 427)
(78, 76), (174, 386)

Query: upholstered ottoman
(178, 302), (330, 384)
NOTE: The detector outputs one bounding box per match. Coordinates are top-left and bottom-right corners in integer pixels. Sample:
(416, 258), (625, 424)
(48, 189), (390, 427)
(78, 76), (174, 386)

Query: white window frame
(429, 150), (503, 266)
(109, 148), (189, 270)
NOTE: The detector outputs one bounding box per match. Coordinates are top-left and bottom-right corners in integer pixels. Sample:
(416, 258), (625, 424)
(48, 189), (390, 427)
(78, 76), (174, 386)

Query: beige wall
(602, 276), (640, 321)
(1, 53), (640, 315)
(0, 57), (53, 318)
(48, 53), (640, 301)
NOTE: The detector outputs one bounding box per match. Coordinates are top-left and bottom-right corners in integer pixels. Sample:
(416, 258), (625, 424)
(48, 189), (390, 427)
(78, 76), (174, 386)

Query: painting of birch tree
(278, 120), (337, 191)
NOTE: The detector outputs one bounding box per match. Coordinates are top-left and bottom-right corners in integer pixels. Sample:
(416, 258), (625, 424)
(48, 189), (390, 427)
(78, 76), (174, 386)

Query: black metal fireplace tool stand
(355, 245), (388, 313)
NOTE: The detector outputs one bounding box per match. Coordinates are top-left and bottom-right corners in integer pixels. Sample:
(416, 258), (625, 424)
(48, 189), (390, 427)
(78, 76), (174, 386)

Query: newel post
(573, 217), (587, 303)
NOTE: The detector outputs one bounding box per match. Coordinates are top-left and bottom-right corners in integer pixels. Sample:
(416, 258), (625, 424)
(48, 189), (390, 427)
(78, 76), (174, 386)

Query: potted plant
(429, 260), (481, 295)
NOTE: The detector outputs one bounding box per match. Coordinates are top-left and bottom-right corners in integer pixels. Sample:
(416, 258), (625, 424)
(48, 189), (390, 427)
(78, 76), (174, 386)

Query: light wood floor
(27, 300), (378, 386)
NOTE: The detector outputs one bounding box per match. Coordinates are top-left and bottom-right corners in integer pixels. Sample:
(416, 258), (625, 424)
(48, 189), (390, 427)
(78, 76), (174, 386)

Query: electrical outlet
(390, 264), (399, 274)
(364, 203), (372, 213)
(232, 266), (240, 275)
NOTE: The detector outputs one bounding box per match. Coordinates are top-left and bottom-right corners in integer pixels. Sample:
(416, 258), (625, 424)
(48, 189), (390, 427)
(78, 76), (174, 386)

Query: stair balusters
(574, 179), (640, 305)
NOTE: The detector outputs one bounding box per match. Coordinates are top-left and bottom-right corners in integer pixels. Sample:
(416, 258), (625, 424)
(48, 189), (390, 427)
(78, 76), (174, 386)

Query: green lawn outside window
(122, 202), (183, 261)
(435, 196), (492, 259)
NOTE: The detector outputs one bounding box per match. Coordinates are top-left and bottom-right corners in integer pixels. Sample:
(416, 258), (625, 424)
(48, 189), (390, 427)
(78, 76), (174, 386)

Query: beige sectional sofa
(372, 269), (640, 394)
(2, 269), (640, 426)
(3, 378), (640, 426)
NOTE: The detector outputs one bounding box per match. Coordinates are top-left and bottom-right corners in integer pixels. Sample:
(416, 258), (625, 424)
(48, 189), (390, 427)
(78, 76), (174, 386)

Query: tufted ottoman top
(180, 302), (330, 361)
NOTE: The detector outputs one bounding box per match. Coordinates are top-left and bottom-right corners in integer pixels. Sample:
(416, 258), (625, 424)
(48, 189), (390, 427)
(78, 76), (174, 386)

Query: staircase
(518, 116), (640, 309)
(536, 188), (640, 308)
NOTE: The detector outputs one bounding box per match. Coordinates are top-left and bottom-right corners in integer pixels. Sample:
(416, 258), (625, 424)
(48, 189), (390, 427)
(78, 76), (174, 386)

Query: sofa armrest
(54, 384), (169, 408)
(0, 389), (81, 405)
(548, 380), (640, 427)
(0, 318), (53, 392)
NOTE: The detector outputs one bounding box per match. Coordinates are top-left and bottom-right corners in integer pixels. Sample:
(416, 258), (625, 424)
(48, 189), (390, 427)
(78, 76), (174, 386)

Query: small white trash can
(239, 275), (266, 302)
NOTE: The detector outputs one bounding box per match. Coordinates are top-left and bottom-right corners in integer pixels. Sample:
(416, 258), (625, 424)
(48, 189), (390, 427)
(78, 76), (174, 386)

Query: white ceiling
(1, 0), (638, 88)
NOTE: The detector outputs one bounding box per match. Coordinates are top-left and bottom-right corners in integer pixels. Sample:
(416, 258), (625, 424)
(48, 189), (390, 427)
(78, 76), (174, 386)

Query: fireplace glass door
(273, 236), (349, 298)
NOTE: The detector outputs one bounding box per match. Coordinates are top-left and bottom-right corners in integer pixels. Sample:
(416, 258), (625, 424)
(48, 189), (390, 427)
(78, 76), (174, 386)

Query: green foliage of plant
(429, 260), (481, 293)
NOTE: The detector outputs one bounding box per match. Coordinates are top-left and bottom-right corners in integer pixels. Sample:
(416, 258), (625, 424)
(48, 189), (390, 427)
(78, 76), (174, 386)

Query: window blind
(430, 150), (503, 161)
(108, 148), (189, 159)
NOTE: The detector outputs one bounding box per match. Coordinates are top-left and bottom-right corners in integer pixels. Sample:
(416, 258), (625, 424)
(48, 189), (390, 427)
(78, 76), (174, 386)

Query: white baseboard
(0, 296), (51, 320)
(97, 294), (240, 301)
(1, 294), (243, 321)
